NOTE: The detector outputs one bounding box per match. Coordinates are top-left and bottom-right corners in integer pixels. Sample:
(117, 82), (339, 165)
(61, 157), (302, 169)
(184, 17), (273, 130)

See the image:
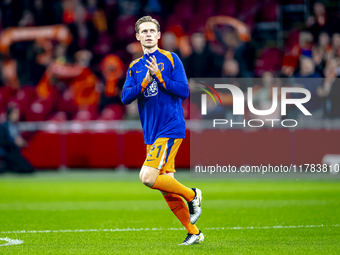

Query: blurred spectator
(318, 32), (332, 59)
(250, 72), (281, 123)
(307, 1), (340, 44)
(18, 10), (35, 27)
(1, 0), (340, 122)
(281, 55), (298, 78)
(299, 31), (314, 58)
(67, 5), (98, 58)
(124, 101), (139, 120)
(1, 0), (24, 28)
(331, 33), (340, 58)
(31, 0), (46, 26)
(186, 33), (217, 78)
(119, 0), (141, 16)
(28, 44), (68, 121)
(296, 57), (321, 78)
(126, 41), (143, 60)
(317, 59), (340, 118)
(31, 49), (100, 121)
(62, 0), (78, 24)
(222, 58), (252, 91)
(86, 0), (108, 33)
(222, 29), (239, 58)
(98, 54), (125, 118)
(57, 49), (100, 120)
(222, 59), (240, 78)
(144, 0), (162, 14)
(0, 106), (34, 173)
(1, 0), (62, 27)
(234, 41), (255, 78)
(161, 32), (178, 52)
(312, 46), (325, 77)
(312, 31), (332, 75)
(294, 57), (323, 118)
(161, 31), (188, 68)
(1, 59), (20, 89)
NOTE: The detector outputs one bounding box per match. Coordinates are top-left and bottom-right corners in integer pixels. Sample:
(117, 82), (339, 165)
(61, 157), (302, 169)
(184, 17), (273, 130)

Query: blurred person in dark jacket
(186, 33), (217, 78)
(317, 59), (340, 118)
(67, 5), (98, 58)
(99, 54), (125, 111)
(307, 1), (340, 43)
(294, 57), (323, 115)
(0, 106), (34, 174)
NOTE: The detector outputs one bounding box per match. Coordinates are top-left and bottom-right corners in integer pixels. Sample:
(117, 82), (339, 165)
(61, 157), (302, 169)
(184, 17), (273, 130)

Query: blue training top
(121, 48), (189, 145)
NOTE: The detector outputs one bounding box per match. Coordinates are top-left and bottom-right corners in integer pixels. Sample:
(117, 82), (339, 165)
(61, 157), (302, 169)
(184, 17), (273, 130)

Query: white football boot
(187, 188), (202, 224)
(179, 230), (204, 245)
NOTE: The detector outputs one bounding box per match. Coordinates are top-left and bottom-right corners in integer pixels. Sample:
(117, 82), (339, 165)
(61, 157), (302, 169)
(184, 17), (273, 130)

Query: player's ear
(136, 33), (140, 41)
(158, 31), (161, 40)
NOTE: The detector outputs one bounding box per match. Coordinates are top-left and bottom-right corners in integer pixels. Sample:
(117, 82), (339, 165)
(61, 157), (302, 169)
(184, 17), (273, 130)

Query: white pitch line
(0, 224), (338, 235)
(0, 237), (24, 246)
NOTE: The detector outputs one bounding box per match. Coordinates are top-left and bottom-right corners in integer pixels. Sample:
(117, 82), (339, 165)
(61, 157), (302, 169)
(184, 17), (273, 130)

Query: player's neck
(143, 45), (158, 55)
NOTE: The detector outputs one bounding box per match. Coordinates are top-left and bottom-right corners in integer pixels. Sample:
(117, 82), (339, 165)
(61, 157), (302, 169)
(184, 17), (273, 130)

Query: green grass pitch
(0, 171), (339, 254)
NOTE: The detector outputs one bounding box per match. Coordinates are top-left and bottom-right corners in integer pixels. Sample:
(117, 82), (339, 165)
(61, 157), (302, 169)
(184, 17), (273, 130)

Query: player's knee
(140, 166), (159, 187)
(139, 170), (143, 182)
(141, 175), (156, 187)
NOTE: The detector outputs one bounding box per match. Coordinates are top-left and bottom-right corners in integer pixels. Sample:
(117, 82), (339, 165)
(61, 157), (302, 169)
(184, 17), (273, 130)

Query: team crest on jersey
(144, 80), (158, 97)
(158, 63), (164, 72)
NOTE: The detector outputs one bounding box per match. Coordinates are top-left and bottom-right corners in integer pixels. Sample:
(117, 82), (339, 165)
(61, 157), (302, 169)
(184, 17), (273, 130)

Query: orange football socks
(151, 175), (195, 202)
(163, 193), (199, 235)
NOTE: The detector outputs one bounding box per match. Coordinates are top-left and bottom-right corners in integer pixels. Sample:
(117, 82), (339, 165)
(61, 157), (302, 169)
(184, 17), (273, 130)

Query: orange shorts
(144, 138), (183, 174)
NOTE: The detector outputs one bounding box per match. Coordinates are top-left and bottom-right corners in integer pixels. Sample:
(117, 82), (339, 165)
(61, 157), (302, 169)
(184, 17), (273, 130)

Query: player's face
(136, 22), (160, 48)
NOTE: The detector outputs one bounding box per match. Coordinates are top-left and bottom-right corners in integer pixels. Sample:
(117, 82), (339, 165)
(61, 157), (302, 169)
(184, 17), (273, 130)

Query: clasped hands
(145, 55), (158, 83)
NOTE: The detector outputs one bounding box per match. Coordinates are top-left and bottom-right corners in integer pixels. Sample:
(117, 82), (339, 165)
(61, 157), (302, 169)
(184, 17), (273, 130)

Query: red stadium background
(1, 0), (340, 170)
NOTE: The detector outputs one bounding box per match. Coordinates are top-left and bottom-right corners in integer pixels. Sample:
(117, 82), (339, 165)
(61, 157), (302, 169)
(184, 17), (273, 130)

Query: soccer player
(121, 16), (203, 245)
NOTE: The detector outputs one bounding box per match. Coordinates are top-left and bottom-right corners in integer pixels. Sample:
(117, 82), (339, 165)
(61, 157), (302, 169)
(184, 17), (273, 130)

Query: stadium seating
(0, 87), (16, 113)
(238, 0), (260, 27)
(260, 1), (279, 22)
(217, 0), (239, 17)
(255, 47), (283, 76)
(114, 15), (138, 43)
(98, 104), (125, 120)
(6, 85), (37, 118)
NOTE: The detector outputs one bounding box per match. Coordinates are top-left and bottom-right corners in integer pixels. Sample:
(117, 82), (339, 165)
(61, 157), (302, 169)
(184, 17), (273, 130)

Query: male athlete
(121, 16), (203, 245)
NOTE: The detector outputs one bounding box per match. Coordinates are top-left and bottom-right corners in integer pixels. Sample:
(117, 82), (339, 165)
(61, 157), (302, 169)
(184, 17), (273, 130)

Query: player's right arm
(121, 67), (150, 105)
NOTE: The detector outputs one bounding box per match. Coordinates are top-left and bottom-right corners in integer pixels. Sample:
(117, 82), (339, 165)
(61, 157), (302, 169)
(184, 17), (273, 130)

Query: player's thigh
(144, 138), (183, 174)
(139, 144), (154, 180)
(141, 138), (181, 185)
(143, 138), (170, 170)
(162, 138), (182, 173)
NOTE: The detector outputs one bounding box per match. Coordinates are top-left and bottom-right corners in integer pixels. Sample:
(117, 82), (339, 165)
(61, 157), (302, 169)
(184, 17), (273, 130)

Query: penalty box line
(1, 224), (339, 234)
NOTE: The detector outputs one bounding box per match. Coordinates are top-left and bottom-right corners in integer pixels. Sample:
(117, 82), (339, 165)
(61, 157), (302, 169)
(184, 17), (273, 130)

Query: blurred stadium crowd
(0, 0), (340, 123)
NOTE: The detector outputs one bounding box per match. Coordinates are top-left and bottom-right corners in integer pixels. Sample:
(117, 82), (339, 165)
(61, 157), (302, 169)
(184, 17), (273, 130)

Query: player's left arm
(149, 54), (189, 100)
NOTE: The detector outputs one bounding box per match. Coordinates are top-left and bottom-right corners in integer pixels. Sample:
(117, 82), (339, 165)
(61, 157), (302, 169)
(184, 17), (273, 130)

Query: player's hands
(145, 56), (158, 76)
(145, 69), (153, 83)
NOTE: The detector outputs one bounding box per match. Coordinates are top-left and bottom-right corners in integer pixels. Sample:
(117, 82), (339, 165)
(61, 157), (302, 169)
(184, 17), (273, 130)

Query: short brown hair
(135, 16), (160, 34)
